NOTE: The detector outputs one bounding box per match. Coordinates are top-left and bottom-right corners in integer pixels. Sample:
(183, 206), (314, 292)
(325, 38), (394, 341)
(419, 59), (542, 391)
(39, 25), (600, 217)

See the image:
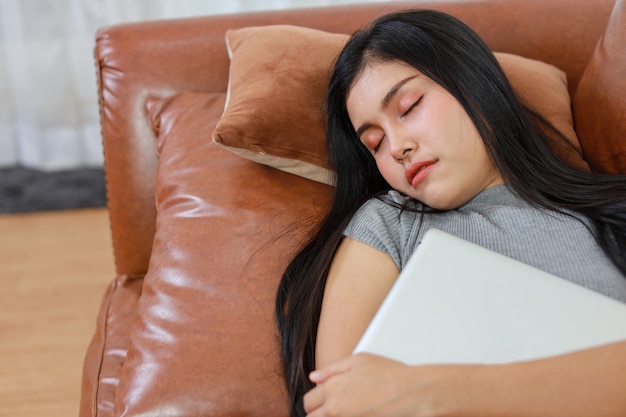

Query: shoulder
(343, 191), (421, 269)
(348, 191), (413, 228)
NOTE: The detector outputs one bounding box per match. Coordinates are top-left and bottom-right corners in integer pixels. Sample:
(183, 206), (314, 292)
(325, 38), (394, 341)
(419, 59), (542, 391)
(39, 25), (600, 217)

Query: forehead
(349, 61), (430, 101)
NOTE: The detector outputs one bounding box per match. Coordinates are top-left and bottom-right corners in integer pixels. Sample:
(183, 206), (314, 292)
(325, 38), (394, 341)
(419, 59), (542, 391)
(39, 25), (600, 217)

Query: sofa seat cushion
(79, 274), (145, 417)
(110, 91), (331, 416)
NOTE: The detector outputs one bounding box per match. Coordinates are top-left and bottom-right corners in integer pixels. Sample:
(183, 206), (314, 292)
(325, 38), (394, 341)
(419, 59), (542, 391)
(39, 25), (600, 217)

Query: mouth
(406, 160), (437, 187)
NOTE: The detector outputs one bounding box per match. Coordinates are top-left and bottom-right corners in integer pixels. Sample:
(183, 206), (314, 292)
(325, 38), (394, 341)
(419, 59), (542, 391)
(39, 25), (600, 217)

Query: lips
(406, 160), (437, 187)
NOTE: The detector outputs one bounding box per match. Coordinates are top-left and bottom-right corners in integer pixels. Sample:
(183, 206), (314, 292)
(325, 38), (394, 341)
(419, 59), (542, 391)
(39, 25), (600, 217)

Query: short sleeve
(343, 192), (419, 269)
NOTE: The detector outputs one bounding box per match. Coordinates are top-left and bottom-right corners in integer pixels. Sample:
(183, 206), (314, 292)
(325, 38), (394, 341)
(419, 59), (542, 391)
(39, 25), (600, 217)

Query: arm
(311, 237), (626, 417)
(306, 334), (626, 417)
(315, 236), (399, 368)
(460, 339), (626, 417)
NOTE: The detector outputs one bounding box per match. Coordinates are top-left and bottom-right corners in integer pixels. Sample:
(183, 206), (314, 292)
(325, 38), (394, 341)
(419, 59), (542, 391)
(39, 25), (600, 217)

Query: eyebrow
(355, 74), (419, 139)
(381, 75), (418, 110)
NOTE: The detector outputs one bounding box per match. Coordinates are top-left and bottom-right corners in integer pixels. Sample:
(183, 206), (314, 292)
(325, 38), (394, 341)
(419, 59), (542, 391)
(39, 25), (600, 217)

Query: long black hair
(276, 9), (626, 417)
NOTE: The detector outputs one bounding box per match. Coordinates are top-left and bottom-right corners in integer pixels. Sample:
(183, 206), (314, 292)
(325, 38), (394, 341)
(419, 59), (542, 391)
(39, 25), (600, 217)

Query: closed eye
(372, 135), (384, 154)
(401, 96), (423, 118)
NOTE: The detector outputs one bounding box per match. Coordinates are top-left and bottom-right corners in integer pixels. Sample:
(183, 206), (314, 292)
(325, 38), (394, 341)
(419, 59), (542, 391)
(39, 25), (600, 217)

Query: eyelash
(372, 136), (384, 154)
(372, 96), (422, 154)
(402, 96), (422, 117)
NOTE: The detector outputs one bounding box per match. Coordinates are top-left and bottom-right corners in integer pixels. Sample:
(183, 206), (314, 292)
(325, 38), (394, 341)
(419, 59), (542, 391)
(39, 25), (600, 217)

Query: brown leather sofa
(80, 0), (626, 416)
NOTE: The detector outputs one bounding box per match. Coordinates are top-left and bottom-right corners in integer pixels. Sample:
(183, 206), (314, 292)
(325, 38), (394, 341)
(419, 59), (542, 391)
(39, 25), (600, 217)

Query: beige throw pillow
(213, 25), (587, 184)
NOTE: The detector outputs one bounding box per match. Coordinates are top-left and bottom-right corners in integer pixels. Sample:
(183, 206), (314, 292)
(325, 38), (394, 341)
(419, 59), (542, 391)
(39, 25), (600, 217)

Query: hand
(303, 353), (456, 417)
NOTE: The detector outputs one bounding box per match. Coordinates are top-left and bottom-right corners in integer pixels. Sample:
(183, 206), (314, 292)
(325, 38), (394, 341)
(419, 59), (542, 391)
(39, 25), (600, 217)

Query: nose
(387, 130), (415, 163)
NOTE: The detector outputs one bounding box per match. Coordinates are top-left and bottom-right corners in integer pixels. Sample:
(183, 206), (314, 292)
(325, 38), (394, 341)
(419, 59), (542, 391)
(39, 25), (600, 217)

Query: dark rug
(0, 167), (107, 213)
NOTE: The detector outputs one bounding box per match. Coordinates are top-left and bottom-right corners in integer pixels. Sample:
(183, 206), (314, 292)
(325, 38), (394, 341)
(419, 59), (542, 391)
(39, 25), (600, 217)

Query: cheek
(374, 158), (389, 176)
(452, 114), (486, 160)
(375, 158), (403, 185)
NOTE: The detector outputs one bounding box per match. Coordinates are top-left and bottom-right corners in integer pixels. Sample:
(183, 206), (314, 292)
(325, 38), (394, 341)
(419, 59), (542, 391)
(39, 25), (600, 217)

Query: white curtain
(0, 0), (391, 171)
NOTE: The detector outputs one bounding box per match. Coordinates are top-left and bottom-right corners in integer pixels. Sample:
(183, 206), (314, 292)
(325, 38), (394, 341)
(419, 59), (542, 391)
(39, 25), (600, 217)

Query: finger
(309, 355), (354, 384)
(303, 384), (323, 414)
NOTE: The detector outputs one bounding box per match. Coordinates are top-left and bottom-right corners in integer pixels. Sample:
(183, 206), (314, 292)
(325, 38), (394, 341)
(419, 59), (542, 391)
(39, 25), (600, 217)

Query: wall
(0, 0), (392, 171)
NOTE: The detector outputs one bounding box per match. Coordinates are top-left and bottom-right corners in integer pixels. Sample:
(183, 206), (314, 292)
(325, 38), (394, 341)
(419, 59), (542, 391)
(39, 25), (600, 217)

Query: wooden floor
(0, 208), (115, 417)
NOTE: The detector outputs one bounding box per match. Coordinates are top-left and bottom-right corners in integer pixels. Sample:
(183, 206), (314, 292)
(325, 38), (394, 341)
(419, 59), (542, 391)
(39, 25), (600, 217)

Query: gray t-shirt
(344, 185), (626, 303)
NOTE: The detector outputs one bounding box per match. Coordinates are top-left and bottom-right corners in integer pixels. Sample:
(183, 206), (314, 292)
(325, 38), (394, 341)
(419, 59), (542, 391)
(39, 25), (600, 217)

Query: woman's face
(346, 60), (503, 210)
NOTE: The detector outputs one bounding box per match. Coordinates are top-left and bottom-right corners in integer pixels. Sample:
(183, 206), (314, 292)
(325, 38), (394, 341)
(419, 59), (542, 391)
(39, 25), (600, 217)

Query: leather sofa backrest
(574, 0), (626, 174)
(95, 0), (616, 276)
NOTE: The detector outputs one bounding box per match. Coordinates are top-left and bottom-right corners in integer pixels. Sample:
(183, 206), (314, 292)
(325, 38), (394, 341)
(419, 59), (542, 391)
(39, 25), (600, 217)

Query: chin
(416, 188), (463, 211)
(414, 195), (452, 211)
(427, 200), (456, 211)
